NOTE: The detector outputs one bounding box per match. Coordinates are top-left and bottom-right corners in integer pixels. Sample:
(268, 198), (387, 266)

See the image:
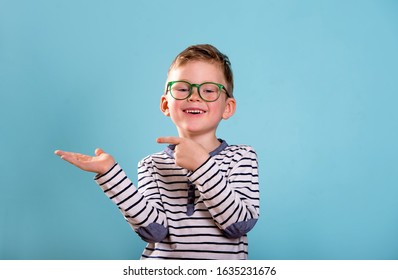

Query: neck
(177, 130), (221, 153)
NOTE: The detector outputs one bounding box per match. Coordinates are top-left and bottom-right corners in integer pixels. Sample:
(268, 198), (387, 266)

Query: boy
(55, 44), (260, 259)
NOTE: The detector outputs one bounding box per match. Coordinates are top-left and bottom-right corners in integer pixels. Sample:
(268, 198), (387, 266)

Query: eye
(176, 87), (189, 92)
(201, 84), (218, 94)
(172, 83), (190, 92)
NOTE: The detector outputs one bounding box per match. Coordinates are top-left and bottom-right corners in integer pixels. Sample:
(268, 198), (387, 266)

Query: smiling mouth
(183, 109), (206, 114)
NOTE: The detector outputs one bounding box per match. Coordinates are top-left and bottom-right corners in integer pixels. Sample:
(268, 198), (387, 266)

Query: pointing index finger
(156, 136), (181, 145)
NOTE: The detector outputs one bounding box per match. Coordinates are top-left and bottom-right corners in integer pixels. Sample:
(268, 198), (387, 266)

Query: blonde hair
(168, 44), (234, 97)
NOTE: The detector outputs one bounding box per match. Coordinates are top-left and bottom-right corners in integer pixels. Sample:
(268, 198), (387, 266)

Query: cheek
(209, 102), (226, 116)
(167, 100), (183, 116)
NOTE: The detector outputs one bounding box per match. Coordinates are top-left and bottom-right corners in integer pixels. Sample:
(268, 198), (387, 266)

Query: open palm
(54, 148), (115, 174)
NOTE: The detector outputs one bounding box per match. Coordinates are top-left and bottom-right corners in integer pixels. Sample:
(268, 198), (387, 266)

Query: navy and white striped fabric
(95, 140), (260, 259)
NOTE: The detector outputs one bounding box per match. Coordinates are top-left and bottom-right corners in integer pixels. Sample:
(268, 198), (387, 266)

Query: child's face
(161, 60), (236, 138)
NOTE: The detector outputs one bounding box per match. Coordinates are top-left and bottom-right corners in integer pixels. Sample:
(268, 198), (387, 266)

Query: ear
(160, 95), (171, 116)
(222, 98), (236, 120)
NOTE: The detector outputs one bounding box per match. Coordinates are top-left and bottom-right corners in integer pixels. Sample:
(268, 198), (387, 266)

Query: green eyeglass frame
(166, 80), (231, 102)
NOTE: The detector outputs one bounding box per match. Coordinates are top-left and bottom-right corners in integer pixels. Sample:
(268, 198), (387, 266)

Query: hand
(156, 137), (210, 171)
(54, 148), (115, 175)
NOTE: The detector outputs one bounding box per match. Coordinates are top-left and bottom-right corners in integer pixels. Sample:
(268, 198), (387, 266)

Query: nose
(188, 86), (201, 101)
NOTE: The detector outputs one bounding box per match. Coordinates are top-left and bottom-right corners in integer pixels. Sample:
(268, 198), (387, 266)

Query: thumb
(95, 148), (105, 156)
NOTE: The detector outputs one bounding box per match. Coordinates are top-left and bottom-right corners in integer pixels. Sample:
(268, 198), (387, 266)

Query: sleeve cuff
(187, 156), (213, 184)
(94, 163), (124, 192)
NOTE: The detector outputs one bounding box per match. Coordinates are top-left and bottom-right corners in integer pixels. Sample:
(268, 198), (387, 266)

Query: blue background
(1, 0), (397, 260)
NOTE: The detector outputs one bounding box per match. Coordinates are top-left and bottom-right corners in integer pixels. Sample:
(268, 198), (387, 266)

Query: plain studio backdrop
(1, 0), (397, 260)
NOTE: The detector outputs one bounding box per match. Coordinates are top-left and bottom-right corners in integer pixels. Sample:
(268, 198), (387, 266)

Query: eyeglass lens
(170, 82), (220, 101)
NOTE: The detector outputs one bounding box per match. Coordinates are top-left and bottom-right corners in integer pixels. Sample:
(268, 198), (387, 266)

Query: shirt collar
(165, 139), (228, 158)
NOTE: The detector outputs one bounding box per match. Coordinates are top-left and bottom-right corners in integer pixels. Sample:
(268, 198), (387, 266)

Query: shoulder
(138, 150), (173, 167)
(215, 144), (258, 166)
(222, 144), (257, 157)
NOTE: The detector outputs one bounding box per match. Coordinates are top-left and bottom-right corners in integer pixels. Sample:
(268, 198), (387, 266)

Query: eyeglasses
(166, 81), (230, 102)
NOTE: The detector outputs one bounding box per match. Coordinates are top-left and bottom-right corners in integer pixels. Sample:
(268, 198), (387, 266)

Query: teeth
(185, 110), (205, 114)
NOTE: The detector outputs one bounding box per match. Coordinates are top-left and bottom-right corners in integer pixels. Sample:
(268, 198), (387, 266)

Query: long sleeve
(187, 145), (259, 238)
(94, 162), (168, 242)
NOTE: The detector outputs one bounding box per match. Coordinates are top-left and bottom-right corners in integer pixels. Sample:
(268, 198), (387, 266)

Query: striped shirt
(94, 140), (260, 259)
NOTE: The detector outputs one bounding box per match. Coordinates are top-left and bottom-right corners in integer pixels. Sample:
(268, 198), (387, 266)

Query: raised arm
(54, 148), (169, 242)
(188, 146), (260, 238)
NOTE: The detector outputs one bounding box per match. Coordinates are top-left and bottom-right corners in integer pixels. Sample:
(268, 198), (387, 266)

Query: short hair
(168, 44), (234, 97)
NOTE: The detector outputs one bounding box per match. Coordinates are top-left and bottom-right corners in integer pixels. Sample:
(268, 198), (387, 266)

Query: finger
(95, 148), (104, 156)
(59, 152), (95, 171)
(156, 136), (181, 145)
(55, 150), (80, 158)
(54, 150), (73, 157)
(58, 153), (80, 165)
(55, 149), (85, 163)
